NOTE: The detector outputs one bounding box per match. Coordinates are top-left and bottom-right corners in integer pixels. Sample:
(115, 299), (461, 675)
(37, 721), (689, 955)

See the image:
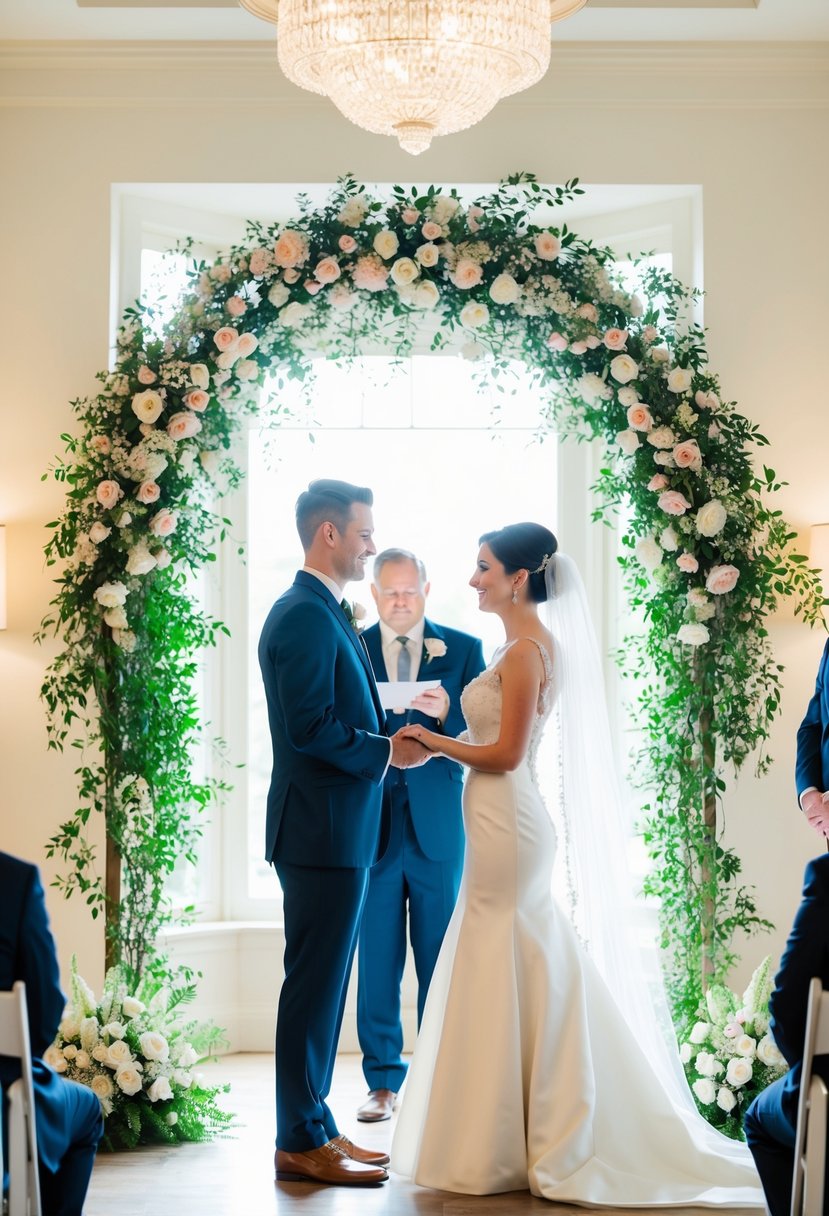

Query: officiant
(356, 548), (485, 1122)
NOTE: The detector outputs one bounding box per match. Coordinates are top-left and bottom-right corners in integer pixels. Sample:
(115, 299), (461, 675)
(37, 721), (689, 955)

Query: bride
(391, 522), (763, 1205)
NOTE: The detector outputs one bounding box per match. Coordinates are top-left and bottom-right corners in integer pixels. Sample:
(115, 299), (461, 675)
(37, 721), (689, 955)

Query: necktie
(396, 636), (411, 682)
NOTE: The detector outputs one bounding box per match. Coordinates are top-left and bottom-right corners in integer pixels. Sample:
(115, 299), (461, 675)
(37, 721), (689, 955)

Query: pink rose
(166, 411), (202, 440)
(305, 280), (322, 295)
(96, 480), (123, 510)
(705, 564), (740, 595)
(658, 490), (692, 516)
(236, 359), (259, 381)
(401, 207), (419, 225)
(585, 335), (601, 350)
(209, 263), (232, 284)
(642, 325), (659, 344)
(676, 553), (699, 573)
(338, 234), (357, 253)
(352, 254), (389, 292)
(576, 302), (598, 323)
(450, 258), (483, 290)
(546, 331), (568, 352)
(137, 480), (161, 505)
(183, 389), (209, 412)
(273, 229), (309, 269)
(534, 232), (561, 261)
(648, 474), (669, 491)
(415, 243), (440, 268)
(90, 434), (111, 455)
(236, 333), (258, 357)
(314, 257), (341, 285)
(467, 205), (483, 233)
(569, 341), (588, 355)
(626, 404), (653, 432)
(149, 508), (177, 538)
(226, 296), (247, 317)
(213, 327), (239, 352)
(603, 328), (628, 351)
(283, 268), (300, 284)
(673, 439), (703, 472)
(137, 365), (156, 385)
(248, 247), (272, 276)
(421, 221), (442, 241)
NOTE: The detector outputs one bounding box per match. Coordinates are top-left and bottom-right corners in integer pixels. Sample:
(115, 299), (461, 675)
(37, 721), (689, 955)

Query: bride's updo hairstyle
(479, 523), (558, 603)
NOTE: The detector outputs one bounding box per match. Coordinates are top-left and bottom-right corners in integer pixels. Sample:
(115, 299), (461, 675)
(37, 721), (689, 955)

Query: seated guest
(0, 850), (103, 1216)
(744, 854), (829, 1216)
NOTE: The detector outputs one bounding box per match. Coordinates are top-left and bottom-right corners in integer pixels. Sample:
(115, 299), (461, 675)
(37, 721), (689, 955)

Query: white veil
(544, 551), (754, 1156)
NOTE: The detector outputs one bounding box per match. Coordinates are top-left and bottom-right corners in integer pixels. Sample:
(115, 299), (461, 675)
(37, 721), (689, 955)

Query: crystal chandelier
(239, 1), (587, 155)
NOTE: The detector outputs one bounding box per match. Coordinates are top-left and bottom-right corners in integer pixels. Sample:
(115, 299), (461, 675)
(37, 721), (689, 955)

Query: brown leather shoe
(356, 1089), (397, 1122)
(334, 1133), (391, 1166)
(274, 1140), (388, 1185)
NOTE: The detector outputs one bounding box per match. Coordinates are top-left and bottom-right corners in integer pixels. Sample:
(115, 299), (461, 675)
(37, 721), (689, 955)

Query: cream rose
(91, 1074), (114, 1100)
(139, 1031), (170, 1062)
(75, 1050), (91, 1069)
(149, 509), (177, 538)
(44, 1045), (68, 1073)
(155, 548), (172, 570)
(106, 1039), (133, 1067)
(695, 389), (721, 411)
(147, 1076), (174, 1103)
(616, 430), (641, 456)
(647, 426), (677, 449)
(236, 359), (259, 381)
(692, 1078), (716, 1105)
(273, 229), (309, 268)
(677, 623), (710, 647)
(213, 326), (239, 352)
(390, 257), (419, 287)
(314, 256), (341, 285)
(609, 354), (639, 384)
(415, 242), (440, 268)
(617, 386), (638, 407)
(189, 363), (210, 389)
(679, 1042), (693, 1064)
(658, 490), (692, 517)
(717, 1087), (737, 1112)
(690, 1021), (711, 1044)
(167, 411), (202, 441)
(115, 1066), (143, 1096)
(676, 553), (699, 574)
(534, 232), (561, 261)
(696, 500), (727, 537)
(578, 373), (611, 403)
(89, 521), (111, 544)
(735, 1034), (757, 1057)
(414, 281), (440, 310)
(373, 230), (399, 260)
(756, 1035), (785, 1067)
(459, 301), (489, 330)
(725, 1057), (753, 1087)
(489, 273), (521, 306)
(705, 564), (740, 595)
(176, 1043), (200, 1067)
(450, 258), (484, 290)
(267, 282), (290, 309)
(626, 404), (653, 432)
(338, 196), (367, 227)
(94, 581), (127, 609)
(667, 366), (694, 393)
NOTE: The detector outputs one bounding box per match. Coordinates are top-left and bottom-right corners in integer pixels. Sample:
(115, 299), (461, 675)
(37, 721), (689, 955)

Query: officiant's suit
(358, 618), (485, 1095)
(0, 851), (103, 1216)
(258, 570), (391, 1153)
(744, 854), (829, 1216)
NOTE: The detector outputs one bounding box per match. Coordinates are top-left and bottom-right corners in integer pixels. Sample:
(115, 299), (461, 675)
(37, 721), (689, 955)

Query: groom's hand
(802, 789), (829, 837)
(390, 734), (430, 769)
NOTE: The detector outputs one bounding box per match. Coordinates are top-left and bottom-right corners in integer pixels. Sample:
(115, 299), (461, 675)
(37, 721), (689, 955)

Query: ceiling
(1, 0), (827, 43)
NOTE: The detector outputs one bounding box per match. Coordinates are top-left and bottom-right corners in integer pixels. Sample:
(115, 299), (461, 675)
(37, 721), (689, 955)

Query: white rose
(616, 430), (640, 456)
(660, 526), (679, 551)
(94, 581), (128, 609)
(679, 1042), (693, 1064)
(678, 623), (710, 647)
(147, 1076), (174, 1103)
(635, 537), (663, 571)
(106, 1039), (132, 1068)
(131, 389), (164, 425)
(59, 1015), (81, 1039)
(690, 1021), (712, 1045)
(166, 1111), (179, 1126)
(489, 273), (521, 306)
(115, 1066), (143, 1096)
(696, 499), (728, 538)
(667, 366), (694, 393)
(414, 281), (440, 310)
(103, 605), (128, 630)
(189, 363), (210, 389)
(423, 638), (447, 662)
(338, 195), (367, 227)
(696, 1051), (724, 1077)
(578, 373), (611, 403)
(609, 354), (639, 384)
(139, 1031), (170, 1062)
(122, 996), (145, 1018)
(692, 1077), (716, 1105)
(756, 1035), (785, 1068)
(725, 1056), (753, 1087)
(647, 426), (676, 450)
(430, 193), (459, 225)
(459, 301), (489, 330)
(373, 229), (399, 260)
(267, 281), (290, 308)
(736, 1035), (757, 1057)
(617, 386), (639, 407)
(176, 1043), (200, 1067)
(278, 301), (310, 329)
(717, 1086), (737, 1113)
(91, 1074), (114, 1100)
(44, 1045), (68, 1073)
(173, 1068), (193, 1089)
(89, 522), (111, 544)
(390, 257), (419, 286)
(75, 1050), (91, 1069)
(415, 242), (440, 268)
(126, 542), (157, 577)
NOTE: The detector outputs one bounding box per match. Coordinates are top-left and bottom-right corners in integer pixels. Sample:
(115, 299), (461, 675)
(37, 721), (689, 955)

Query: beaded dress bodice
(460, 637), (555, 774)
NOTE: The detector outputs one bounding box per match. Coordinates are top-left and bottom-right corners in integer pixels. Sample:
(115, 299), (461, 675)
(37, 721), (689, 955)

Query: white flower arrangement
(423, 638), (448, 662)
(679, 956), (787, 1141)
(50, 959), (231, 1150)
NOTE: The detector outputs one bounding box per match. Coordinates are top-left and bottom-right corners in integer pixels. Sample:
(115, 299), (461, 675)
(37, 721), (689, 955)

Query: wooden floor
(85, 1053), (748, 1216)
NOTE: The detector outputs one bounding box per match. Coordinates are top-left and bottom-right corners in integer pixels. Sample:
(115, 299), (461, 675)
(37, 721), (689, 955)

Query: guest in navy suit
(258, 480), (427, 1187)
(0, 851), (103, 1216)
(744, 854), (829, 1216)
(796, 637), (829, 837)
(356, 549), (485, 1122)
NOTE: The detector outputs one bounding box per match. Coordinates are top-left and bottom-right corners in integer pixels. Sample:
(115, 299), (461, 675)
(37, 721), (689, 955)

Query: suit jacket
(0, 851), (72, 1173)
(258, 570), (390, 869)
(768, 853), (829, 1126)
(796, 637), (829, 802)
(362, 619), (486, 861)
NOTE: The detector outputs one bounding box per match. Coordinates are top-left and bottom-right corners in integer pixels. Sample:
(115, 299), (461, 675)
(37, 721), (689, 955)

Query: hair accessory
(533, 553), (552, 575)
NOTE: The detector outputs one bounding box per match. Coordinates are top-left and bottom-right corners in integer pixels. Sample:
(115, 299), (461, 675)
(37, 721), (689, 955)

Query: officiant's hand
(390, 733), (431, 769)
(410, 685), (449, 722)
(802, 789), (829, 837)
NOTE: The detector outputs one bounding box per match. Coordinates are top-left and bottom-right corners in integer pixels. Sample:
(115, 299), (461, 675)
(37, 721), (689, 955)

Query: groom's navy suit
(796, 637), (829, 804)
(744, 854), (829, 1216)
(258, 570), (391, 1151)
(357, 619), (485, 1091)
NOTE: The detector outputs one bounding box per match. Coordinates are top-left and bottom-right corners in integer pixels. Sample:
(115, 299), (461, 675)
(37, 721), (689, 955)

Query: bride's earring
(512, 589), (519, 604)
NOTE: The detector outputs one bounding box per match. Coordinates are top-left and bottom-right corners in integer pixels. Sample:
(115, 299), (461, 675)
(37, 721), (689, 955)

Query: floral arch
(41, 173), (823, 1037)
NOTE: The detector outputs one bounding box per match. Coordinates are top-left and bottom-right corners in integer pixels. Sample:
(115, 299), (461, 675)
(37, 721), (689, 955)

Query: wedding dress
(391, 637), (763, 1205)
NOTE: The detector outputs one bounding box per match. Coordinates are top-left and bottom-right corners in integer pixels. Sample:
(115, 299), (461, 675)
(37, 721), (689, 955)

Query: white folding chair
(791, 976), (829, 1216)
(0, 982), (42, 1216)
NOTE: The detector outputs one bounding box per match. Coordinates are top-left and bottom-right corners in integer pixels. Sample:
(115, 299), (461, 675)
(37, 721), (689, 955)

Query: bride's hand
(397, 724), (442, 753)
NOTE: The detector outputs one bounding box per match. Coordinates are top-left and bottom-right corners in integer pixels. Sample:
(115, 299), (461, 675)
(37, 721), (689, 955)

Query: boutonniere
(423, 638), (447, 663)
(341, 599), (366, 633)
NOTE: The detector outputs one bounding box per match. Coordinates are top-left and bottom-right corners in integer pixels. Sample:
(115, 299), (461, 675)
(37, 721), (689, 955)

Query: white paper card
(375, 679), (441, 711)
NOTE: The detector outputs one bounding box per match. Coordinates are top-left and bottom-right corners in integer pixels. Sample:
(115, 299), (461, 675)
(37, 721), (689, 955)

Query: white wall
(1, 39), (827, 1020)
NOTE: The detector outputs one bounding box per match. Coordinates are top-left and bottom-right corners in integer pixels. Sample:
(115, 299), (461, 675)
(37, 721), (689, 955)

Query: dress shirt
(379, 617), (426, 682)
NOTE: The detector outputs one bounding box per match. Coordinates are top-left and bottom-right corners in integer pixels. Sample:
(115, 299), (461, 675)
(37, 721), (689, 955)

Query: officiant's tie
(396, 636), (411, 682)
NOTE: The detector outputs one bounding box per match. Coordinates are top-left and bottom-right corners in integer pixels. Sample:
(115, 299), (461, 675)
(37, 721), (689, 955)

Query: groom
(258, 479), (427, 1187)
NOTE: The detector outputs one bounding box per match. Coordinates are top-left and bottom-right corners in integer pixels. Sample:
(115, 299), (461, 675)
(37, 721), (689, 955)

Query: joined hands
(390, 731), (432, 769)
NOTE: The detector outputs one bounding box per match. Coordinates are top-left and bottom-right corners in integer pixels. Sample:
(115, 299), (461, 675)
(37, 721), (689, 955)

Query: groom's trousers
(274, 861), (369, 1151)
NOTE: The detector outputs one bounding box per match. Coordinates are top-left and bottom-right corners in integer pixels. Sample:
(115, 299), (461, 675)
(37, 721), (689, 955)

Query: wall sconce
(809, 522), (829, 605)
(0, 525), (6, 630)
